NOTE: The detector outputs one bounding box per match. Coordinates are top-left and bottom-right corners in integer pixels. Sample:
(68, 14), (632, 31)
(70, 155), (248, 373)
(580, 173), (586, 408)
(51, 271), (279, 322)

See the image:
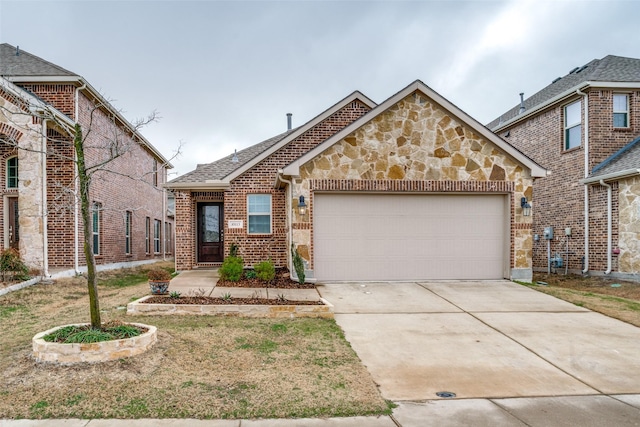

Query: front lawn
(0, 263), (390, 419)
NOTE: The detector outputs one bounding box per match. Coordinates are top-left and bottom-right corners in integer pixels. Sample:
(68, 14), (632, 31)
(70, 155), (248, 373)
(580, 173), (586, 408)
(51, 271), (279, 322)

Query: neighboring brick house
(167, 80), (545, 282)
(489, 55), (640, 278)
(0, 44), (173, 275)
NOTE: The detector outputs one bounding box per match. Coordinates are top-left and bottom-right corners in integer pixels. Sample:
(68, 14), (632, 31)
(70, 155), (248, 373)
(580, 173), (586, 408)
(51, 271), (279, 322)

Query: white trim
(224, 91), (377, 182)
(4, 75), (172, 168)
(284, 80), (546, 178)
(582, 168), (640, 184)
(492, 81), (640, 132)
(247, 193), (272, 235)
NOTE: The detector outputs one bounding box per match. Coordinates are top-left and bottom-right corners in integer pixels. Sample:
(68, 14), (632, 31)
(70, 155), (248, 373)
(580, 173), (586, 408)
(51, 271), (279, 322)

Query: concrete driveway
(317, 280), (640, 426)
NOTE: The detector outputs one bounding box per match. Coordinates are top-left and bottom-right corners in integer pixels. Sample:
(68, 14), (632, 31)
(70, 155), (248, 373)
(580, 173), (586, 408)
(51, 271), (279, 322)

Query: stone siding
(618, 176), (640, 274)
(294, 91), (533, 275)
(0, 82), (173, 271)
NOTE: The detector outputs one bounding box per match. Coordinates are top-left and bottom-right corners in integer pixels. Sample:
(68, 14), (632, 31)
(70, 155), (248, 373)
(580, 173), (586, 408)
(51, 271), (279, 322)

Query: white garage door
(313, 193), (507, 281)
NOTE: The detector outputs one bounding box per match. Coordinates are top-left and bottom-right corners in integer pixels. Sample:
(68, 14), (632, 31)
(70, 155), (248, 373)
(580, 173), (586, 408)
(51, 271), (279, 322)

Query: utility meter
(543, 226), (554, 240)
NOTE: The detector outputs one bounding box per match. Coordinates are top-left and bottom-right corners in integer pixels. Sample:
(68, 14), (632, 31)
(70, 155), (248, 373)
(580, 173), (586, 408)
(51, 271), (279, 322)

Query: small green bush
(254, 260), (275, 282)
(219, 256), (244, 281)
(229, 243), (239, 257)
(0, 248), (29, 282)
(291, 244), (305, 284)
(244, 269), (257, 279)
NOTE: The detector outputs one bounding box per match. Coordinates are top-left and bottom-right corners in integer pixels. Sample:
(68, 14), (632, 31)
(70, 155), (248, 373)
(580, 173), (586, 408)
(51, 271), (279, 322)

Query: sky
(1, 0), (638, 179)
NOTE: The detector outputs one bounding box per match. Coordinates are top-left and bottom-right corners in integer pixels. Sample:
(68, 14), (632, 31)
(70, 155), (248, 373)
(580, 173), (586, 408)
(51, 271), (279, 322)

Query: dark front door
(8, 197), (19, 250)
(197, 203), (223, 263)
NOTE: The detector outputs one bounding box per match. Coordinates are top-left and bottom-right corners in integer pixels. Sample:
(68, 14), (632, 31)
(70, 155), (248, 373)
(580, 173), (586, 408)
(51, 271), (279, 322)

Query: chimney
(519, 93), (525, 114)
(286, 113), (292, 131)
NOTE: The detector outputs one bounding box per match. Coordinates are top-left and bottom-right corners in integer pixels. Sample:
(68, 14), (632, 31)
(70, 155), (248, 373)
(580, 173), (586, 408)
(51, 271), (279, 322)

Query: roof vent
(231, 149), (239, 163)
(15, 45), (19, 56)
(552, 77), (562, 84)
(519, 93), (525, 114)
(576, 65), (588, 74)
(569, 66), (579, 74)
(286, 113), (292, 131)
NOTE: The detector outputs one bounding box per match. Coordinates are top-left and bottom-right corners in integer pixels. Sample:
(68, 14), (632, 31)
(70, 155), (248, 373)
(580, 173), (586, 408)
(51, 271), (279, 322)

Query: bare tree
(0, 82), (180, 328)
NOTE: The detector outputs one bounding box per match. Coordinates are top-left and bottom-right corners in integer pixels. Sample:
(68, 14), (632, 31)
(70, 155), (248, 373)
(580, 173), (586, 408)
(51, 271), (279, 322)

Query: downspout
(162, 168), (166, 261)
(276, 170), (294, 280)
(73, 83), (87, 274)
(599, 180), (612, 274)
(577, 88), (590, 274)
(41, 119), (49, 277)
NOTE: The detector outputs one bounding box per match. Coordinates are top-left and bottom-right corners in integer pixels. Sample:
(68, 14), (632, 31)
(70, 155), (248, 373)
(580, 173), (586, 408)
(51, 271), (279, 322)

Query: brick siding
(501, 88), (639, 273)
(1, 83), (173, 269)
(173, 101), (371, 271)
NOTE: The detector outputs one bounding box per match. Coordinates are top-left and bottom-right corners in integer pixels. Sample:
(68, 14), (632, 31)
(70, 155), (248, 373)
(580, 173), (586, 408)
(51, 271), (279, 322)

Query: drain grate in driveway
(436, 391), (456, 398)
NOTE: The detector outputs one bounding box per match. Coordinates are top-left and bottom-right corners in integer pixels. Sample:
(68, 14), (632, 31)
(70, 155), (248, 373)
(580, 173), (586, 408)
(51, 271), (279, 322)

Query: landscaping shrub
(254, 260), (275, 282)
(291, 244), (305, 284)
(0, 248), (29, 282)
(244, 269), (257, 279)
(219, 256), (244, 281)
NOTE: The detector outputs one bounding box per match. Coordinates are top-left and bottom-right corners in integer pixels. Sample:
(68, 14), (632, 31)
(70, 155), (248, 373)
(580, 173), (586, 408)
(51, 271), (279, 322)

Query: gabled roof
(166, 91), (377, 189)
(0, 43), (77, 77)
(583, 136), (640, 184)
(283, 80), (547, 178)
(489, 55), (640, 131)
(0, 44), (172, 167)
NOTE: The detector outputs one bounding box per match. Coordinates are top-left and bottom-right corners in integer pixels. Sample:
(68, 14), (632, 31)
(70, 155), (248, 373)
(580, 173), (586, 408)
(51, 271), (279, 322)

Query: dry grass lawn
(0, 263), (390, 420)
(529, 273), (640, 327)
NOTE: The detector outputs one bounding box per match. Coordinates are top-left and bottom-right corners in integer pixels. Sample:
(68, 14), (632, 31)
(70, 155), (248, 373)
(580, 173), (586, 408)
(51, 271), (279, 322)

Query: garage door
(313, 193), (507, 281)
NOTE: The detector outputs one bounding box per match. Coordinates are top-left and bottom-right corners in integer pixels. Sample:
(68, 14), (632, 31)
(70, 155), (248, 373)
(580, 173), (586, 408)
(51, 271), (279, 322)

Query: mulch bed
(143, 296), (324, 305)
(217, 268), (315, 289)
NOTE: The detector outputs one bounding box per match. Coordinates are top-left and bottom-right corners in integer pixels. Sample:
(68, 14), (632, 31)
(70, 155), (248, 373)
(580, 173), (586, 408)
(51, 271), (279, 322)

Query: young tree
(0, 81), (178, 328)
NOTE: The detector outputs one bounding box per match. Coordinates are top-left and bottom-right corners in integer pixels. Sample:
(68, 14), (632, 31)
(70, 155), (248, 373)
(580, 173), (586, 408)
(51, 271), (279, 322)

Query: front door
(197, 203), (223, 263)
(8, 197), (19, 250)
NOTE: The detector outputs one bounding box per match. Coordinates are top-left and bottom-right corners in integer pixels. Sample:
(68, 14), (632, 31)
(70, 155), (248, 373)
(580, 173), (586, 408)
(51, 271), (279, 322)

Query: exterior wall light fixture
(521, 197), (531, 217)
(297, 195), (307, 216)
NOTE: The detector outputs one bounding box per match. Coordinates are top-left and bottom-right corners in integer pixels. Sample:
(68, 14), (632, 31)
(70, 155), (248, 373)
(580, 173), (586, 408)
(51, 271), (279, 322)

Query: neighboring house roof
(168, 129), (296, 186)
(0, 43), (77, 77)
(490, 55), (640, 131)
(583, 135), (640, 184)
(283, 80), (547, 178)
(0, 43), (172, 168)
(166, 91), (378, 189)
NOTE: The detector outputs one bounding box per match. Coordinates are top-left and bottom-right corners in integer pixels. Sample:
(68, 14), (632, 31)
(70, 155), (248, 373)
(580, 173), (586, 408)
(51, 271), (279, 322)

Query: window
(125, 211), (132, 254)
(6, 156), (17, 189)
(152, 159), (158, 187)
(167, 193), (175, 217)
(145, 217), (151, 254)
(154, 219), (161, 253)
(165, 222), (172, 254)
(564, 100), (582, 150)
(248, 194), (272, 234)
(92, 203), (101, 255)
(613, 94), (629, 128)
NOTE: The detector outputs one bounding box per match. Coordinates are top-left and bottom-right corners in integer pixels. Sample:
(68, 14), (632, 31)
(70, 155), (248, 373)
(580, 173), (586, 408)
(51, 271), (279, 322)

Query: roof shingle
(0, 43), (77, 77)
(489, 55), (640, 129)
(589, 135), (640, 179)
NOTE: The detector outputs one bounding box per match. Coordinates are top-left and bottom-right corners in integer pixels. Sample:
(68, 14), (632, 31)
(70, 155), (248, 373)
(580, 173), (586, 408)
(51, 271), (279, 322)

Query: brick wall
(7, 83), (174, 269)
(502, 88), (639, 273)
(173, 100), (371, 270)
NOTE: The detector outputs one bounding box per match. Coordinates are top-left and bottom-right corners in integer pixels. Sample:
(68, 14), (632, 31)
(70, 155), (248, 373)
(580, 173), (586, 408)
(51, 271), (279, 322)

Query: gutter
(164, 181), (230, 190)
(581, 169), (640, 184)
(491, 81), (640, 132)
(74, 82), (87, 274)
(275, 170), (295, 281)
(6, 75), (173, 168)
(577, 88), (589, 275)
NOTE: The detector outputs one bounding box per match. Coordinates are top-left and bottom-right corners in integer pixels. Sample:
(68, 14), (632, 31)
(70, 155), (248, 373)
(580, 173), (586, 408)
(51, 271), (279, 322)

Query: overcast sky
(1, 0), (638, 178)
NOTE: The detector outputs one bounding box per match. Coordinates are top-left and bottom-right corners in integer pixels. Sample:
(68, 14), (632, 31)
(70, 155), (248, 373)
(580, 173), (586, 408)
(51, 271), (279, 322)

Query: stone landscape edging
(127, 295), (334, 318)
(32, 322), (158, 364)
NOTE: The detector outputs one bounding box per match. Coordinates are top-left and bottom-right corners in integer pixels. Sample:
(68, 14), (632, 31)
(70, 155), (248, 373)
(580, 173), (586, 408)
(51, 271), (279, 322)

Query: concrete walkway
(5, 278), (640, 426)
